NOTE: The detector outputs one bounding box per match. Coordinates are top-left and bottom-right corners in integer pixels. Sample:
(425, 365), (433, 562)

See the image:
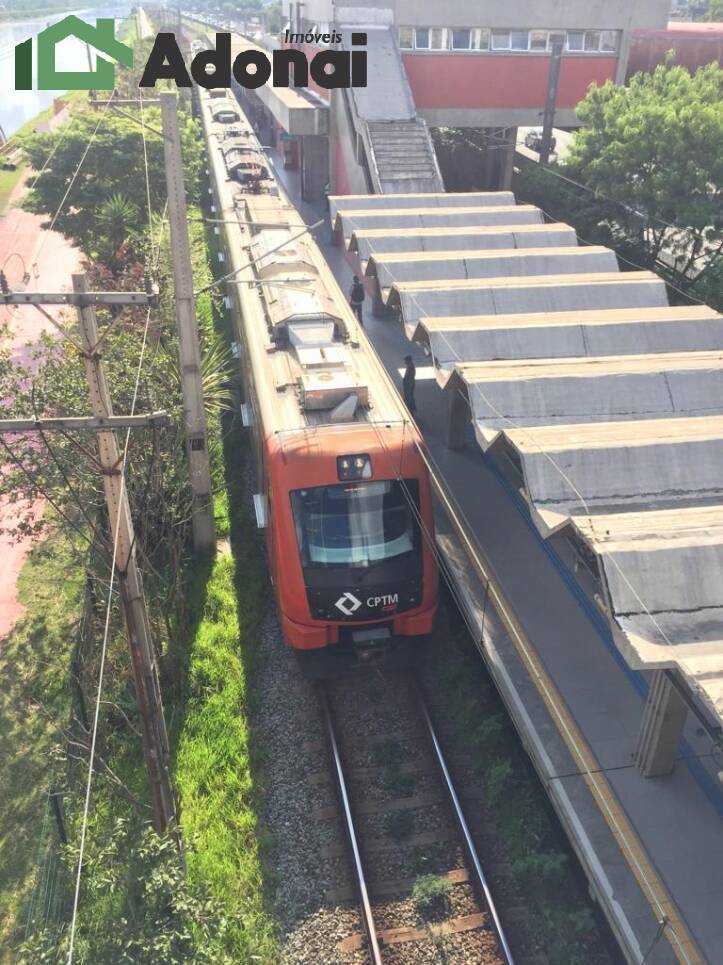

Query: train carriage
(198, 88), (438, 674)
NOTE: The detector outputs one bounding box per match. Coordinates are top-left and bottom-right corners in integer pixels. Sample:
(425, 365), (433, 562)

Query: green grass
(428, 599), (618, 965)
(0, 530), (84, 962)
(174, 547), (276, 962)
(169, 196), (277, 961)
(0, 166), (25, 213)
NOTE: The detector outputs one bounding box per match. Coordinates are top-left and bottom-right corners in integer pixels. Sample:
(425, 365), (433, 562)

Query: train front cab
(265, 427), (438, 677)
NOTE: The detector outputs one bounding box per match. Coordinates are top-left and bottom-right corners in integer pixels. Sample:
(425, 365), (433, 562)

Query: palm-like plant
(96, 193), (140, 268)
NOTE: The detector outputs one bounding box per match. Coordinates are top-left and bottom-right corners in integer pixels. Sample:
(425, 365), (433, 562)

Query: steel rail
(414, 675), (515, 965)
(319, 684), (383, 965)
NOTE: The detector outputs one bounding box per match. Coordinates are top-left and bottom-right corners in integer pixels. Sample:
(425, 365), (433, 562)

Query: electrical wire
(66, 305), (152, 965)
(67, 75), (162, 963)
(349, 247), (700, 964)
(370, 246), (702, 656)
(33, 91), (117, 274)
(205, 95), (703, 960)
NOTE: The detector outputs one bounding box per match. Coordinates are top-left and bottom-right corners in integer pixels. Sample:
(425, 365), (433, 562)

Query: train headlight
(337, 453), (372, 481)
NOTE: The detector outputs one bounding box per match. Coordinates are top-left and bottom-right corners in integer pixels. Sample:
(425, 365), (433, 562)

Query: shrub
(412, 874), (452, 920)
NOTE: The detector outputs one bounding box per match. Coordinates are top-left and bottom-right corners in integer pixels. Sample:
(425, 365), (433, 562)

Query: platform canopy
(330, 190), (723, 727)
(349, 223), (578, 266)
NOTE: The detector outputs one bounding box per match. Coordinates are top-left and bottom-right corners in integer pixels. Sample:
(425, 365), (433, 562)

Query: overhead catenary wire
(67, 77), (164, 961)
(66, 305), (152, 965)
(354, 247), (698, 964)
(206, 96), (700, 958)
(33, 91), (118, 274)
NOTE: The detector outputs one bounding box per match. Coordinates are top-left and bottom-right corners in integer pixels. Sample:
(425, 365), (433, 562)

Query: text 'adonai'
(139, 32), (368, 90)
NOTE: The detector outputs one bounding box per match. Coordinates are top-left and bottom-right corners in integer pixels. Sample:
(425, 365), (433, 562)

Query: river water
(0, 4), (131, 138)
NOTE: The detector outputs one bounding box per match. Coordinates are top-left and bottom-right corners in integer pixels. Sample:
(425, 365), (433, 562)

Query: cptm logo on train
(14, 16), (368, 92)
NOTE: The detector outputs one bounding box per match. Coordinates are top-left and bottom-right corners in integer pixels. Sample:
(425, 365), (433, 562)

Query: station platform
(266, 152), (723, 965)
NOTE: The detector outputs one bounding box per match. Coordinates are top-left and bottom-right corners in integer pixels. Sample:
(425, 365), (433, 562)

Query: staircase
(341, 24), (444, 195)
(366, 119), (442, 194)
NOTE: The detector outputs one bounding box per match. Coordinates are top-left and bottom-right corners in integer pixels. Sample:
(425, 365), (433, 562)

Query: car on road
(524, 128), (556, 154)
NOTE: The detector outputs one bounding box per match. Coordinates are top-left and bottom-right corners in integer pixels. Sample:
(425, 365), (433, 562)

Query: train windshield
(291, 480), (418, 567)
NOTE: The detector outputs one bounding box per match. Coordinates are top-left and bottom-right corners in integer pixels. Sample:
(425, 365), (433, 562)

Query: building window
(414, 27), (430, 49)
(397, 24), (618, 56)
(510, 30), (530, 50)
(451, 28), (472, 50)
(584, 30), (601, 51)
(472, 28), (490, 50)
(491, 30), (510, 50)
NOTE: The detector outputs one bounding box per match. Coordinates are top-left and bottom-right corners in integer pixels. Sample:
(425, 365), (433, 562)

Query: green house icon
(15, 16), (134, 91)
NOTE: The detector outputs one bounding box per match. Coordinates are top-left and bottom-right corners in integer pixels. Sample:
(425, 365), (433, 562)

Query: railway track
(319, 669), (514, 964)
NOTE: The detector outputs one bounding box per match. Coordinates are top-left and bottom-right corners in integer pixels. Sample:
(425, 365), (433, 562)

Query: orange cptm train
(198, 87), (438, 675)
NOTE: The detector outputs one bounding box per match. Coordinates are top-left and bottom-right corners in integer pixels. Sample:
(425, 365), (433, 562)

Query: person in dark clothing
(402, 355), (416, 415)
(349, 275), (365, 324)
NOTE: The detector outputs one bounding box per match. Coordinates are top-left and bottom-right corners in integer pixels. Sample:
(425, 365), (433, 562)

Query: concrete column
(481, 127), (516, 191)
(615, 31), (632, 85)
(499, 126), (516, 191)
(635, 671), (687, 777)
(301, 134), (329, 201)
(446, 386), (468, 450)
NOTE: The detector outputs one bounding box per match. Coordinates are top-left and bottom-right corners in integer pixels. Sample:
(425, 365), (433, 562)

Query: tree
(95, 193), (140, 268)
(690, 0), (723, 20)
(18, 819), (238, 964)
(705, 0), (723, 19)
(568, 62), (723, 284)
(19, 108), (203, 269)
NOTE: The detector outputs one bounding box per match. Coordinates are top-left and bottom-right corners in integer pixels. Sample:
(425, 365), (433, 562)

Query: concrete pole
(540, 40), (563, 165)
(74, 273), (176, 834)
(160, 91), (216, 552)
(635, 670), (688, 777)
(301, 134), (329, 201)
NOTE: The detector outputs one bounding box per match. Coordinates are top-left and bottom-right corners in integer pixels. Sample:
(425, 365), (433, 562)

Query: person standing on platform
(403, 355), (416, 416)
(349, 275), (365, 325)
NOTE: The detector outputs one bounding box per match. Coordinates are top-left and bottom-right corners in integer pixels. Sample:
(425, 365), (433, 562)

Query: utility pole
(540, 39), (563, 165)
(160, 91), (216, 551)
(73, 273), (176, 834)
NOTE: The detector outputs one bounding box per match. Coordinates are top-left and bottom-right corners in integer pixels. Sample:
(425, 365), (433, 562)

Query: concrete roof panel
(328, 191), (515, 220)
(349, 224), (578, 261)
(394, 273), (667, 325)
(459, 352), (723, 438)
(367, 247), (617, 295)
(416, 307), (723, 369)
(517, 427), (723, 515)
(333, 205), (543, 242)
(334, 190), (723, 730)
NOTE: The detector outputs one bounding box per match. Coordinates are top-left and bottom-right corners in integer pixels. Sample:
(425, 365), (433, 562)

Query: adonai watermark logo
(14, 16), (133, 91)
(139, 31), (367, 90)
(14, 18), (367, 92)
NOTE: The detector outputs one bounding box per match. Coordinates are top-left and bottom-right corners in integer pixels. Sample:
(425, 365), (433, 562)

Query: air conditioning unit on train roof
(251, 228), (315, 278)
(289, 320), (368, 411)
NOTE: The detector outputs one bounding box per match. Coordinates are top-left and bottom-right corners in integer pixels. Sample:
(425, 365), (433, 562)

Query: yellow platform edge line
(432, 475), (705, 965)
